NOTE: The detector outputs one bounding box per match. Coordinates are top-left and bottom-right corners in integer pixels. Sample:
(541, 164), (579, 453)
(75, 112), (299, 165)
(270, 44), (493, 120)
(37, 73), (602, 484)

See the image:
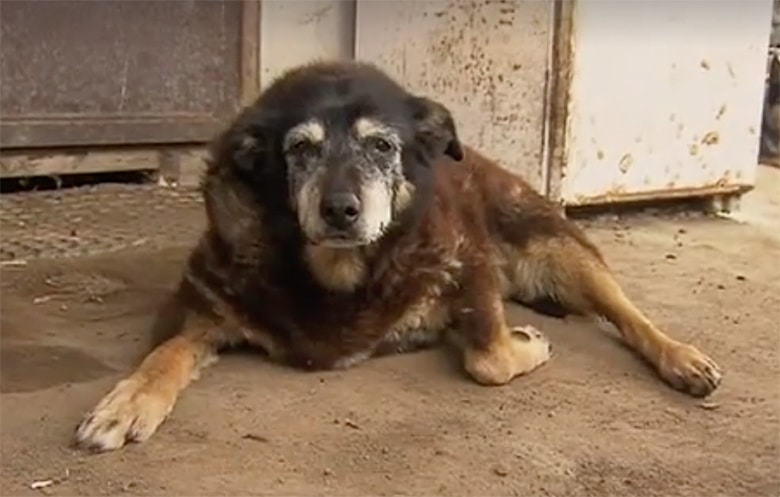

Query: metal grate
(0, 184), (205, 262)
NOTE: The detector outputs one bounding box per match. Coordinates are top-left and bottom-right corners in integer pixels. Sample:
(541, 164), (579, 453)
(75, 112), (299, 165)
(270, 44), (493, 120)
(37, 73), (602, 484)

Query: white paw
(75, 377), (173, 452)
(510, 325), (553, 373)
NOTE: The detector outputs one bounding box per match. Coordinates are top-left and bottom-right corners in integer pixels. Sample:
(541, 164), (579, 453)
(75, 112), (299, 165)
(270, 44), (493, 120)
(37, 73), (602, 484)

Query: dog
(75, 60), (722, 452)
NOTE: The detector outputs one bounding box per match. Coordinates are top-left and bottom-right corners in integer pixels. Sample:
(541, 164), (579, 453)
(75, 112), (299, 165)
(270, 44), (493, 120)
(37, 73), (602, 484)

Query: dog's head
(216, 61), (463, 248)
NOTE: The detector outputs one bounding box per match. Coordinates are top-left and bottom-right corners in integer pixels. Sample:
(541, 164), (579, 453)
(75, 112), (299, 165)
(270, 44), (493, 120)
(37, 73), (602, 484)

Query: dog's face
(284, 115), (409, 246)
(223, 62), (463, 248)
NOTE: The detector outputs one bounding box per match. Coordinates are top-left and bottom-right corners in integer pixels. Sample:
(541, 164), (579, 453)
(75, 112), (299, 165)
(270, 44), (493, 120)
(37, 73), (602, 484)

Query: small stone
(699, 401), (720, 410)
(736, 274), (746, 281)
(493, 465), (510, 477)
(242, 433), (269, 443)
(665, 253), (677, 260)
(323, 468), (333, 476)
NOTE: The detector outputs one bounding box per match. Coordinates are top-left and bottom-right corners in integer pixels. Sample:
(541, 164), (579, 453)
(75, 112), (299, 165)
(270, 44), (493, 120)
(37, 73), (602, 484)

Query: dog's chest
(378, 289), (452, 353)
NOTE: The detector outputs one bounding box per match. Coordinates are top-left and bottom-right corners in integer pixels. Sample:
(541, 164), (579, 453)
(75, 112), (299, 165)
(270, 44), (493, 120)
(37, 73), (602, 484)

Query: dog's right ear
(208, 104), (271, 175)
(229, 128), (266, 173)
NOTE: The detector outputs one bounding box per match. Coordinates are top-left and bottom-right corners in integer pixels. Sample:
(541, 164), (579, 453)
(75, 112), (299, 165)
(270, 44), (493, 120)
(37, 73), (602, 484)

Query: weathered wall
(259, 1), (355, 87)
(355, 0), (553, 192)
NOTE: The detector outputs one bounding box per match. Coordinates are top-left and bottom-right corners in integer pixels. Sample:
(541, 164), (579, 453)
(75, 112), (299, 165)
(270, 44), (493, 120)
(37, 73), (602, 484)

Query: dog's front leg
(75, 317), (222, 452)
(454, 264), (552, 386)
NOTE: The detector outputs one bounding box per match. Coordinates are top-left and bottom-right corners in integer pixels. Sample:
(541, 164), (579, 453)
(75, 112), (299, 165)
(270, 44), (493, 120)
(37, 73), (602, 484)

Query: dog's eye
(289, 140), (319, 158)
(369, 137), (393, 153)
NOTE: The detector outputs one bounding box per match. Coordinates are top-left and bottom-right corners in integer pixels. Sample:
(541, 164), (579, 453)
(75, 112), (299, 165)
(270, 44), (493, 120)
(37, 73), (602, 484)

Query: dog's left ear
(408, 95), (464, 162)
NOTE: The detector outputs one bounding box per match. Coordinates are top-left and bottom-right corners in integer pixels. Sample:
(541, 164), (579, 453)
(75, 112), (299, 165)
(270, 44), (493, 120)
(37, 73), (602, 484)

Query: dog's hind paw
(75, 376), (174, 452)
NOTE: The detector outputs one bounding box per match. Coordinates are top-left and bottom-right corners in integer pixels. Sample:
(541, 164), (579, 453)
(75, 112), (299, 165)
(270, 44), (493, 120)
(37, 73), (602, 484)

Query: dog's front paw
(464, 325), (552, 386)
(658, 342), (722, 397)
(75, 376), (174, 452)
(510, 325), (553, 372)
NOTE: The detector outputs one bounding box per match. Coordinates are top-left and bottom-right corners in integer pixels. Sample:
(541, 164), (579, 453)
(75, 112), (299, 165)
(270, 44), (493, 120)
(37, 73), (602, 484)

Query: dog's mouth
(307, 230), (370, 248)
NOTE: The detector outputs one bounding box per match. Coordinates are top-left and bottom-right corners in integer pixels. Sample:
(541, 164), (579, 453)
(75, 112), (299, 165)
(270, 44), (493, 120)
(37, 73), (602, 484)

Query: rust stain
(726, 62), (736, 79)
(413, 0), (549, 185)
(299, 4), (333, 26)
(701, 131), (719, 146)
(618, 153), (633, 173)
(700, 59), (710, 70)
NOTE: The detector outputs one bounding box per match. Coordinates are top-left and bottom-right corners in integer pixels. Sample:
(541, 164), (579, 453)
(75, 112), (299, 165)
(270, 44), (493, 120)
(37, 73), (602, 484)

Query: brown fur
(74, 61), (722, 452)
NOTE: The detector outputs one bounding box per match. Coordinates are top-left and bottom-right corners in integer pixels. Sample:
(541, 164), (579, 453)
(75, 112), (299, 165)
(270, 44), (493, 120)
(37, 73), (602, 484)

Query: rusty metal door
(0, 0), (247, 150)
(559, 0), (771, 206)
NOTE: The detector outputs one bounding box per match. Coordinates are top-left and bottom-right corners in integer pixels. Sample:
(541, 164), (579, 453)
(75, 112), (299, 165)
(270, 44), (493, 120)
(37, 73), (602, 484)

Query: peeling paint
(618, 153), (633, 173)
(701, 131), (720, 146)
(727, 62), (737, 79)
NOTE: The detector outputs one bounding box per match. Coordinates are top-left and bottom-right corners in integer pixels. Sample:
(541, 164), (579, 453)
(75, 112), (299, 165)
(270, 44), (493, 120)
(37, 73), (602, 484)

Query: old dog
(75, 61), (722, 452)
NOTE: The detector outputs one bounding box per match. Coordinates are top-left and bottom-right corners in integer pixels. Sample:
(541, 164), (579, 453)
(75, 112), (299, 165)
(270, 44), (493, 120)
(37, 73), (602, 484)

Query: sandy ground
(1, 167), (779, 497)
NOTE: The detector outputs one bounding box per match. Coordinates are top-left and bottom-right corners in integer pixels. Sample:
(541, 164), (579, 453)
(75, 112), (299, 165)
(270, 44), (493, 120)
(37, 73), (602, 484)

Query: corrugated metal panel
(354, 0), (553, 193)
(259, 0), (355, 88)
(561, 0), (772, 206)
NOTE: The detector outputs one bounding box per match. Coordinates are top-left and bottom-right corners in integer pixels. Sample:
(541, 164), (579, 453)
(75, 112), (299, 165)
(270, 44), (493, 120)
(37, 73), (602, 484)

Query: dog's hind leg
(74, 293), (226, 452)
(505, 233), (722, 398)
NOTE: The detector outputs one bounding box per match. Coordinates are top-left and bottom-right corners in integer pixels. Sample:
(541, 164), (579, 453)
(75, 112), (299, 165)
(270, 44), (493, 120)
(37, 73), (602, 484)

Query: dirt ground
(1, 167), (779, 497)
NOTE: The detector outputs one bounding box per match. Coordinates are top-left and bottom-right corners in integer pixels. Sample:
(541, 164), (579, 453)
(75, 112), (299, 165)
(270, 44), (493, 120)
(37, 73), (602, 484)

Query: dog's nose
(321, 193), (361, 229)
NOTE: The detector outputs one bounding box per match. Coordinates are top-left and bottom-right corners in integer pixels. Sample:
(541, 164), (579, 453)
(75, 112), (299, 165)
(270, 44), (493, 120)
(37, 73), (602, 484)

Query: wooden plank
(240, 0), (262, 107)
(0, 117), (220, 150)
(543, 0), (575, 203)
(0, 149), (161, 178)
(0, 147), (208, 181)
